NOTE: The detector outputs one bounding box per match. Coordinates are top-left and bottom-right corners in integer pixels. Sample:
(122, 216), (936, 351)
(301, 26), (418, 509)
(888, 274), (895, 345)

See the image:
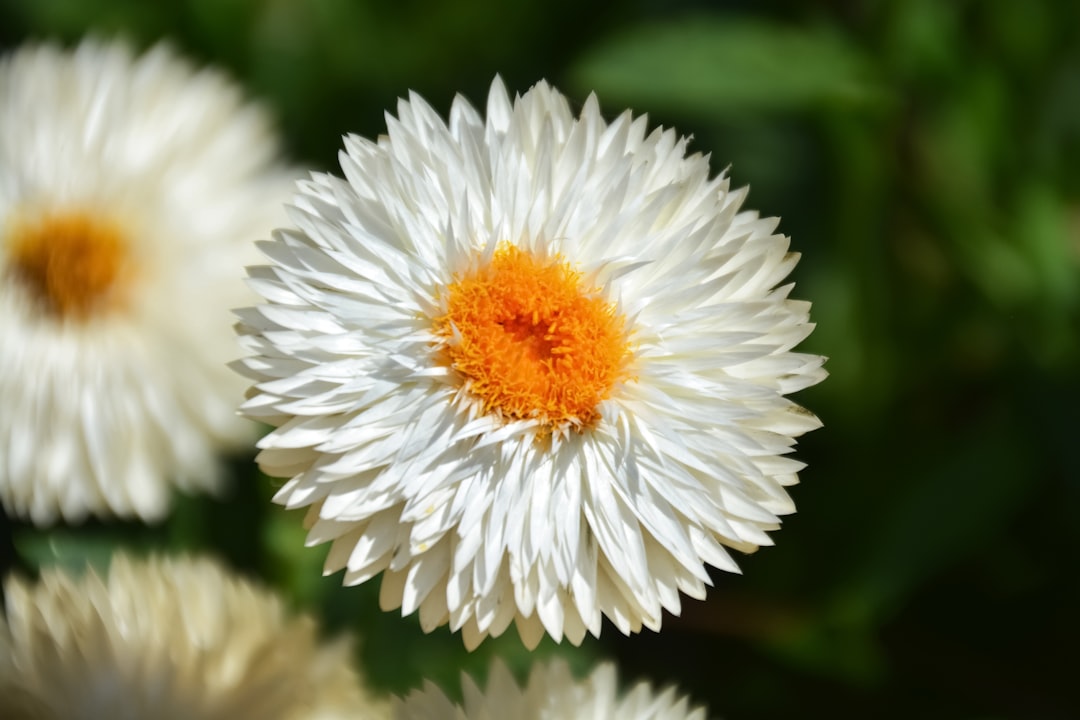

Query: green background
(1, 0), (1078, 717)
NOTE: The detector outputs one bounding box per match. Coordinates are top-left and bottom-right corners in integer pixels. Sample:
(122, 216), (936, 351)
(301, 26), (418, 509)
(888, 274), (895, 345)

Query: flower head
(236, 78), (825, 648)
(0, 39), (295, 524)
(395, 661), (708, 720)
(0, 554), (389, 720)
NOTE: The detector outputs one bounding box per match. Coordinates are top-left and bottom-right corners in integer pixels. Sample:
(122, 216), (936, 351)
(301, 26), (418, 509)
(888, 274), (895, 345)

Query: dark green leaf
(570, 16), (884, 117)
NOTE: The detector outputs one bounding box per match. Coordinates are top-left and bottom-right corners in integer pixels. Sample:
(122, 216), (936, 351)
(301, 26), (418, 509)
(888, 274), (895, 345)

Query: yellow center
(7, 211), (131, 319)
(435, 244), (632, 432)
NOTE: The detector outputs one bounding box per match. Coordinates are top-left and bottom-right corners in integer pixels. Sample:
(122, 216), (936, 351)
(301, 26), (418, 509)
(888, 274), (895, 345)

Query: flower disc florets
(235, 77), (826, 649)
(435, 243), (632, 433)
(7, 211), (131, 318)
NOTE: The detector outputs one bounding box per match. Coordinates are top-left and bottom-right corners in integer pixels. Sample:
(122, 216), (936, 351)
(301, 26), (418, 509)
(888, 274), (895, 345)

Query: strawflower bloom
(0, 39), (294, 524)
(395, 661), (708, 720)
(0, 554), (389, 720)
(235, 78), (825, 648)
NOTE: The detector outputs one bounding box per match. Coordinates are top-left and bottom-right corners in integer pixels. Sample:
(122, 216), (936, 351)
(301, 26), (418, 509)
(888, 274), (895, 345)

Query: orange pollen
(7, 211), (131, 319)
(435, 244), (632, 432)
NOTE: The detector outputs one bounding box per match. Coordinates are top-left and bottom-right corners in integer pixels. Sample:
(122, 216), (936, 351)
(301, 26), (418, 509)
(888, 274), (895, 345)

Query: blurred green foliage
(2, 0), (1078, 717)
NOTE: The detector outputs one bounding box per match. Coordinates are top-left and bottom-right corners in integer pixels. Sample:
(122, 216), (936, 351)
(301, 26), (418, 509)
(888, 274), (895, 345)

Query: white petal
(236, 76), (826, 649)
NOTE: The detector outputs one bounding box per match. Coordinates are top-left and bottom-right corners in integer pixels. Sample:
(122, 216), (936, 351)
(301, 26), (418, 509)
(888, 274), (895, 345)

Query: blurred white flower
(0, 39), (295, 524)
(0, 554), (389, 720)
(395, 661), (708, 720)
(235, 78), (825, 648)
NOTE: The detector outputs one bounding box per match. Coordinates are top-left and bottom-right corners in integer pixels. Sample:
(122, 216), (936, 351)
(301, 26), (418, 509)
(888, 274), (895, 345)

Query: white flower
(0, 554), (390, 720)
(394, 661), (708, 720)
(0, 39), (295, 524)
(235, 78), (825, 649)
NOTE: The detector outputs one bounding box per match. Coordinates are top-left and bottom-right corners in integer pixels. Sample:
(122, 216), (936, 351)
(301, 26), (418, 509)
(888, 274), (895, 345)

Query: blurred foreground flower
(0, 39), (294, 524)
(395, 660), (707, 719)
(236, 78), (825, 648)
(0, 554), (388, 720)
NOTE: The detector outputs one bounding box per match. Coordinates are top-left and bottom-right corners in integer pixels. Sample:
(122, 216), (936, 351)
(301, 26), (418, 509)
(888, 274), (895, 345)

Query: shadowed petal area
(394, 661), (709, 720)
(0, 554), (390, 720)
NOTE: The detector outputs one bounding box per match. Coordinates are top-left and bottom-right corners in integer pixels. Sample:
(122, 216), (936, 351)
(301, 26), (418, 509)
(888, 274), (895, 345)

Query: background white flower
(0, 39), (295, 524)
(0, 554), (389, 720)
(394, 660), (708, 720)
(236, 78), (825, 649)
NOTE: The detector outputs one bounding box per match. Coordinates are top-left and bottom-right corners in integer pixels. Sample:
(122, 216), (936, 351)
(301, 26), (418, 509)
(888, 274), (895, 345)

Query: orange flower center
(7, 211), (131, 319)
(435, 244), (632, 432)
